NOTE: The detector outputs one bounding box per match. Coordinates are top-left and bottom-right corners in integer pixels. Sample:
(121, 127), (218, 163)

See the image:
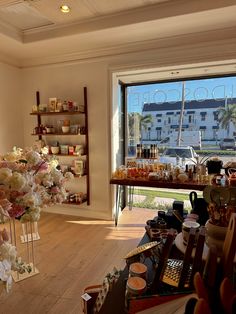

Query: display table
(99, 232), (184, 314)
(110, 178), (207, 226)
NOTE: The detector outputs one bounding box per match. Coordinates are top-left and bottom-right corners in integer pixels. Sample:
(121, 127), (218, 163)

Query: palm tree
(140, 114), (153, 142)
(127, 113), (153, 144)
(217, 103), (236, 137)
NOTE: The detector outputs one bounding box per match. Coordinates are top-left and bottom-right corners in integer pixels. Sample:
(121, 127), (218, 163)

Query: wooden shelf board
(30, 111), (84, 116)
(31, 133), (84, 136)
(62, 199), (87, 206)
(73, 174), (87, 178)
(49, 153), (87, 157)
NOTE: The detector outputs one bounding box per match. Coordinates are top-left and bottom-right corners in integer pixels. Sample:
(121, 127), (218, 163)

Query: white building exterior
(141, 98), (236, 144)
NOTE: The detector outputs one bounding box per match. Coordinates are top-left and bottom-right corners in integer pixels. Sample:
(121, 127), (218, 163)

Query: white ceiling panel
(82, 0), (169, 15)
(27, 0), (96, 24)
(0, 1), (53, 30)
(0, 0), (236, 67)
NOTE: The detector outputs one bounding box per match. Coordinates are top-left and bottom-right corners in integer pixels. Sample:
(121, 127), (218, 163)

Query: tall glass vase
(11, 221), (39, 282)
(21, 221), (40, 243)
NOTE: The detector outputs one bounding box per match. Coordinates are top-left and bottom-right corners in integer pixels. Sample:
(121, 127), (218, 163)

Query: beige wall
(0, 62), (23, 153)
(21, 61), (112, 219)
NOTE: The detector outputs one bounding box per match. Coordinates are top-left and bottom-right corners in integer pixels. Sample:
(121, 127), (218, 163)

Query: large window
(127, 76), (236, 155)
(123, 75), (236, 210)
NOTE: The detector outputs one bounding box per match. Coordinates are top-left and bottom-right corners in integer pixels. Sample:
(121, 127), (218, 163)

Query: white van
(160, 130), (202, 150)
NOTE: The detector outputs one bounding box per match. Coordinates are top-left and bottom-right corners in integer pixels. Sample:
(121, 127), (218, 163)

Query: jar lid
(129, 262), (147, 275)
(182, 221), (200, 229)
(127, 277), (146, 292)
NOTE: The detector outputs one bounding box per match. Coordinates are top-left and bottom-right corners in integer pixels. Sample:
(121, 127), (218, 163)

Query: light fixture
(60, 4), (71, 13)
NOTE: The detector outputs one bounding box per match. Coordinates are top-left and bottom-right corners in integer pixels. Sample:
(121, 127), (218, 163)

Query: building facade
(141, 98), (236, 144)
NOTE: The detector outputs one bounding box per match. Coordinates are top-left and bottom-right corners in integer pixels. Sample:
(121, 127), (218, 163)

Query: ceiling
(0, 0), (236, 68)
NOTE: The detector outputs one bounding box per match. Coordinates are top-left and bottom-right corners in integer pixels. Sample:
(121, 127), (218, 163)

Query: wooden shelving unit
(31, 87), (90, 206)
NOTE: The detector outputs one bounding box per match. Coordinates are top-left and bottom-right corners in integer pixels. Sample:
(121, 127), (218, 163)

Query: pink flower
(8, 204), (25, 218)
(38, 162), (48, 171)
(10, 191), (24, 200)
(0, 199), (12, 211)
(50, 186), (60, 194)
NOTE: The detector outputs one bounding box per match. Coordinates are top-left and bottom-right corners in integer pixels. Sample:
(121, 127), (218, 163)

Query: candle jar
(125, 276), (146, 309)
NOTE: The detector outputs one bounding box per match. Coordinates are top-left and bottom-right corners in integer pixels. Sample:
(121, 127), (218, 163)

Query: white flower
(48, 159), (59, 170)
(22, 192), (41, 208)
(8, 172), (26, 190)
(0, 243), (17, 264)
(20, 207), (41, 222)
(25, 151), (41, 166)
(0, 168), (12, 184)
(0, 260), (12, 292)
(51, 168), (64, 185)
(41, 173), (54, 187)
(3, 152), (19, 162)
(41, 147), (49, 155)
(64, 172), (74, 180)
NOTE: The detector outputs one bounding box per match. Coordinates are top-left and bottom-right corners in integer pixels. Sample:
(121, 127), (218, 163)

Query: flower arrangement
(0, 146), (73, 292)
(0, 226), (32, 293)
(0, 147), (73, 223)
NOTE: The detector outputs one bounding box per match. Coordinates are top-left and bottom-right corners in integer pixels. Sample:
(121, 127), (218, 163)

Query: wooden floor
(0, 207), (156, 314)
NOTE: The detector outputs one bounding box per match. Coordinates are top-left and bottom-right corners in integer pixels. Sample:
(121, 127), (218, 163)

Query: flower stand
(10, 220), (39, 282)
(20, 221), (40, 243)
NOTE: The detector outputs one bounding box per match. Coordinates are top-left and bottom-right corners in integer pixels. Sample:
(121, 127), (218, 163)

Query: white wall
(22, 61), (112, 219)
(0, 62), (23, 153)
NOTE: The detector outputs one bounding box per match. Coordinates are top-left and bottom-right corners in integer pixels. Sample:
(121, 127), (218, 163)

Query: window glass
(127, 76), (236, 156)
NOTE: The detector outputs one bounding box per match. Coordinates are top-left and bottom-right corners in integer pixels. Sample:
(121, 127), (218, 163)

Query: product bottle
(136, 144), (140, 158)
(150, 144), (153, 158)
(192, 165), (197, 182)
(185, 164), (189, 173)
(188, 168), (193, 180)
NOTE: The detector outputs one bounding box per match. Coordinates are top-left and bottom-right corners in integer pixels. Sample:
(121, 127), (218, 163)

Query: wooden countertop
(110, 178), (207, 191)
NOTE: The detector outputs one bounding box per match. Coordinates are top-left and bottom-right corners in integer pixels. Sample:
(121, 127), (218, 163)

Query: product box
(60, 145), (69, 155)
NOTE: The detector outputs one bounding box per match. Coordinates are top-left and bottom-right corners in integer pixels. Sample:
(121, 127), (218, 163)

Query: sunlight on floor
(66, 220), (113, 225)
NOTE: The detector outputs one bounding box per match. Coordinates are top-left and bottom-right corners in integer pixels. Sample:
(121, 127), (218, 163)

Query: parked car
(219, 138), (236, 150)
(159, 146), (198, 166)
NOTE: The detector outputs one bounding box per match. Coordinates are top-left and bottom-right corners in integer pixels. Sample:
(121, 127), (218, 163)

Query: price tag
(81, 293), (92, 301)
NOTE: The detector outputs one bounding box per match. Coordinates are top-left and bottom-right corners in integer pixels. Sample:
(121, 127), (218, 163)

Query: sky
(127, 76), (236, 113)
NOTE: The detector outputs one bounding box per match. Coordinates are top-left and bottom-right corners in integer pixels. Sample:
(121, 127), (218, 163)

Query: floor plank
(0, 207), (155, 314)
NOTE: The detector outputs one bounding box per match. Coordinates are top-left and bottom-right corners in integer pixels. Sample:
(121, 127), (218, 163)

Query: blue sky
(127, 76), (236, 113)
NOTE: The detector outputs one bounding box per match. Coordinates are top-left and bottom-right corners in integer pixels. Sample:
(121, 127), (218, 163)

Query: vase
(205, 219), (227, 255)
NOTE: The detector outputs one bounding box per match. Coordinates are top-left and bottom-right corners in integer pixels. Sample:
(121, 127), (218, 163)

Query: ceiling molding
(0, 50), (21, 67)
(21, 0), (236, 42)
(19, 26), (236, 68)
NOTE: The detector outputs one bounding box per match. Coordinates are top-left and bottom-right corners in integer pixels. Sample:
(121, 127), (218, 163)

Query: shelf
(32, 87), (90, 206)
(74, 173), (87, 178)
(31, 133), (84, 136)
(62, 199), (87, 205)
(49, 153), (86, 157)
(30, 111), (84, 116)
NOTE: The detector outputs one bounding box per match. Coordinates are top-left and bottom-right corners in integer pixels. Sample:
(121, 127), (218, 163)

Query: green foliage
(196, 149), (236, 156)
(217, 104), (236, 136)
(131, 188), (195, 211)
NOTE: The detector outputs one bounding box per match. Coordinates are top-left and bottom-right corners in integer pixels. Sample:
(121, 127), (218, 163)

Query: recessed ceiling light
(60, 4), (71, 13)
